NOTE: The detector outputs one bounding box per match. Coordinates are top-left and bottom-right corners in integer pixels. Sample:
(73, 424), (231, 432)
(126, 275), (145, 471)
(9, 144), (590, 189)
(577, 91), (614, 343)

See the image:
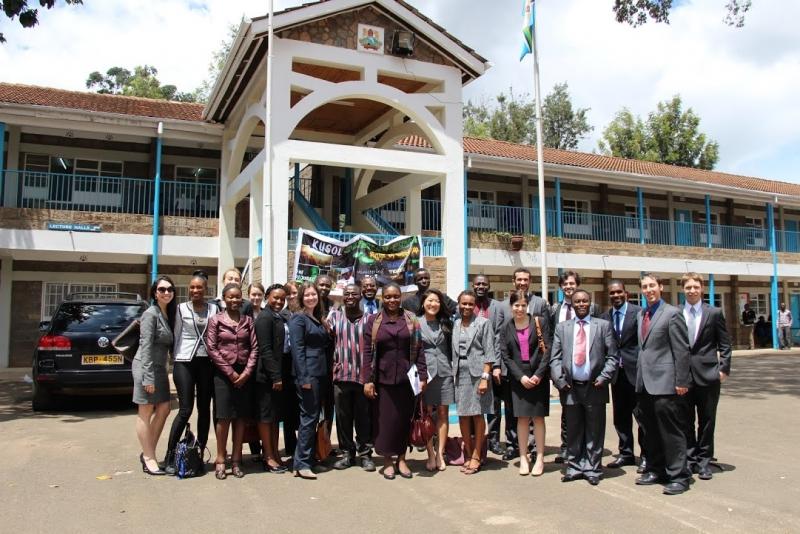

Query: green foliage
(86, 65), (197, 102)
(1, 0), (82, 43)
(613, 0), (751, 27)
(464, 83), (593, 149)
(194, 22), (241, 104)
(599, 95), (719, 170)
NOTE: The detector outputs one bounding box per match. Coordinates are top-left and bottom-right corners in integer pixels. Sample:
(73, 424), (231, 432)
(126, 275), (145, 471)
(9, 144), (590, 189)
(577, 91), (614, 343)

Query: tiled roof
(401, 135), (800, 197)
(0, 83), (204, 121)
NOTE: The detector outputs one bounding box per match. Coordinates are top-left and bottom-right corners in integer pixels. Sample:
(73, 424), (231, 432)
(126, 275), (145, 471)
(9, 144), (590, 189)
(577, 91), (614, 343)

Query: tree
(86, 65), (197, 102)
(464, 83), (593, 149)
(194, 22), (240, 103)
(598, 95), (719, 170)
(1, 0), (82, 43)
(613, 0), (751, 28)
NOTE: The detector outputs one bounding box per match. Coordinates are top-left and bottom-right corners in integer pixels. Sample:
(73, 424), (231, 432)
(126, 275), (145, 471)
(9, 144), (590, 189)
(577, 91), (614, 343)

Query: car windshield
(50, 303), (144, 333)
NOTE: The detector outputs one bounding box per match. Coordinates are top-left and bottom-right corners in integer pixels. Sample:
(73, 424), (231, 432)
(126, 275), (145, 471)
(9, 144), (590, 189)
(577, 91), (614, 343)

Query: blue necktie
(614, 310), (622, 337)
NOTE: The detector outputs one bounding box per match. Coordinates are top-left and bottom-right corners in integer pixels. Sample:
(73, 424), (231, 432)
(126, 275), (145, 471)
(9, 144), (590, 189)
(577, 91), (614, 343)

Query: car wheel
(32, 381), (54, 411)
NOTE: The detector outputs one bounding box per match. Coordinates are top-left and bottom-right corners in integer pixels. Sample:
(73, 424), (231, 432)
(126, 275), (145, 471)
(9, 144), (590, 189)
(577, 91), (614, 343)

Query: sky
(0, 0), (798, 184)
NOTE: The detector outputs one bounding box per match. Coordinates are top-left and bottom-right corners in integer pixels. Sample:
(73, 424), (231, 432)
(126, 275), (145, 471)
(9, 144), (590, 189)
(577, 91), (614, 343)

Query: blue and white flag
(520, 0), (535, 61)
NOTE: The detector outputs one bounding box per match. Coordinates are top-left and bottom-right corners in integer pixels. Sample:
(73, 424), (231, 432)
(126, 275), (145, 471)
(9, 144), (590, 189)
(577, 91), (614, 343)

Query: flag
(520, 0), (535, 61)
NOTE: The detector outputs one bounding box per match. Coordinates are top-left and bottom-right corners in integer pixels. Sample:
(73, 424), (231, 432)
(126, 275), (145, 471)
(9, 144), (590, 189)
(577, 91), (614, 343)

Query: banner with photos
(292, 228), (423, 292)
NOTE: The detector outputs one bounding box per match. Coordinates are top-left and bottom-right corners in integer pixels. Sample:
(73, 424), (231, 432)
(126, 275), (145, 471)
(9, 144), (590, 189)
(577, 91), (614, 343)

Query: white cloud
(0, 0), (797, 183)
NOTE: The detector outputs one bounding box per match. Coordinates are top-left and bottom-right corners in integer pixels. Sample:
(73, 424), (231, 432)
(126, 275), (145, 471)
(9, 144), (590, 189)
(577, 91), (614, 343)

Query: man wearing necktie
(600, 280), (645, 470)
(359, 275), (381, 316)
(681, 273), (731, 481)
(550, 289), (618, 486)
(635, 273), (692, 495)
(549, 270), (599, 464)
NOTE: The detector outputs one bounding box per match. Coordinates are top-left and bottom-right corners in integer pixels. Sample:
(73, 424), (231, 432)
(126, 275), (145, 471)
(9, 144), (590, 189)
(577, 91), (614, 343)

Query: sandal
(231, 463), (245, 478)
(463, 459), (481, 475)
(215, 463), (227, 480)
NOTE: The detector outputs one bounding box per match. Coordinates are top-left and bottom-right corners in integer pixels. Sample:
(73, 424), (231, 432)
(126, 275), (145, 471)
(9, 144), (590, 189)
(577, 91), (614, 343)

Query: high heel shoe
(139, 453), (165, 476)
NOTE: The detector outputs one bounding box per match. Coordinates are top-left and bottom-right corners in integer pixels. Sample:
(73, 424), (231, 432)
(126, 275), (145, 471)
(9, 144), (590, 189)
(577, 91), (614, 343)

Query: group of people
(741, 301), (794, 350)
(130, 265), (732, 495)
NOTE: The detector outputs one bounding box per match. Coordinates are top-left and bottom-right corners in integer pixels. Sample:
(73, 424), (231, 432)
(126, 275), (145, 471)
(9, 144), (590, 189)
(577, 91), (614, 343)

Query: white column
(442, 166), (465, 298)
(521, 175), (531, 234)
(217, 131), (235, 294)
(269, 149), (290, 284)
(0, 257), (12, 368)
(3, 126), (21, 207)
(249, 171), (263, 258)
(407, 188), (422, 235)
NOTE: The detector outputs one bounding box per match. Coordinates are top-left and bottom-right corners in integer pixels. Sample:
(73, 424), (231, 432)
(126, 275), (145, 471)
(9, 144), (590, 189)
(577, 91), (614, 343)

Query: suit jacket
(419, 318), (451, 380)
(134, 305), (174, 386)
(359, 297), (382, 315)
(686, 304), (732, 387)
(451, 315), (498, 378)
(500, 314), (552, 382)
(635, 301), (691, 395)
(361, 311), (427, 385)
(254, 308), (288, 384)
(550, 317), (618, 405)
(549, 300), (599, 326)
(289, 312), (330, 384)
(475, 298), (504, 373)
(600, 303), (642, 385)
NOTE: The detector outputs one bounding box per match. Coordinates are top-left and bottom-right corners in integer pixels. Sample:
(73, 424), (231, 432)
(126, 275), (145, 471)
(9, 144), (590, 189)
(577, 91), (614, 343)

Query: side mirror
(39, 321), (50, 332)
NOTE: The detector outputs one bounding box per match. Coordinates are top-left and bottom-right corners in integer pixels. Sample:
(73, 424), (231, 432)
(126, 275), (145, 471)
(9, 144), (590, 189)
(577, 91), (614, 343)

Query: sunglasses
(156, 286), (175, 294)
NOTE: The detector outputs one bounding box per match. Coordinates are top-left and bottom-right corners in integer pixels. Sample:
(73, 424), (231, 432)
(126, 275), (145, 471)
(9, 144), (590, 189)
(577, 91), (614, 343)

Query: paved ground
(1, 350), (799, 534)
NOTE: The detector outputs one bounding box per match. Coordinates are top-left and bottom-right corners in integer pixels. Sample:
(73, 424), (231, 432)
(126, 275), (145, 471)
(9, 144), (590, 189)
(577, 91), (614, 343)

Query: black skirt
(255, 381), (278, 423)
(213, 363), (255, 420)
(509, 362), (550, 418)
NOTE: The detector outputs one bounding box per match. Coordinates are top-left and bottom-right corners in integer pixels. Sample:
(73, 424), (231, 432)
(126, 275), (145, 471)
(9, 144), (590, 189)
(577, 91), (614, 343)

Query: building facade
(1, 0), (798, 368)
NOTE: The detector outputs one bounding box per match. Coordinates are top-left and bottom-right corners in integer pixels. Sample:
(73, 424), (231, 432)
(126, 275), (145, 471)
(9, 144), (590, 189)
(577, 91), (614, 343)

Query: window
(749, 293), (769, 318)
(174, 284), (216, 303)
(627, 292), (642, 306)
(562, 199), (590, 225)
(42, 283), (118, 320)
(745, 217), (764, 229)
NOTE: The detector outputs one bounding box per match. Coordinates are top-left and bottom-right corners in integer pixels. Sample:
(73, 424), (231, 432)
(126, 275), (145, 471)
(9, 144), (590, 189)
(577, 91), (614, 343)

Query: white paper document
(407, 364), (421, 396)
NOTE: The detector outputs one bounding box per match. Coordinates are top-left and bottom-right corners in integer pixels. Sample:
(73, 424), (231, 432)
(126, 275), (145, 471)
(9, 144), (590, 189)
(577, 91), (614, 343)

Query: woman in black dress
(500, 290), (552, 476)
(362, 283), (427, 480)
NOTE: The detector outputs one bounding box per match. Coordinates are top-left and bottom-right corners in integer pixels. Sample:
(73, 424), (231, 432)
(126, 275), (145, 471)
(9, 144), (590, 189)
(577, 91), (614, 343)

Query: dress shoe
(502, 448), (520, 461)
(698, 467), (713, 480)
(635, 472), (660, 485)
(636, 459), (648, 474)
(586, 476), (600, 486)
(294, 468), (317, 480)
(361, 456), (376, 472)
(607, 457), (636, 468)
(333, 455), (354, 470)
(663, 482), (689, 495)
(561, 473), (583, 482)
(488, 441), (504, 456)
(139, 453), (165, 476)
(263, 461), (288, 474)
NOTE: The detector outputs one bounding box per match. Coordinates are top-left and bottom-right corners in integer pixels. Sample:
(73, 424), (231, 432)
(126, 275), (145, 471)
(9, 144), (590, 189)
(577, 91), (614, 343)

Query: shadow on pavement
(723, 354), (800, 399)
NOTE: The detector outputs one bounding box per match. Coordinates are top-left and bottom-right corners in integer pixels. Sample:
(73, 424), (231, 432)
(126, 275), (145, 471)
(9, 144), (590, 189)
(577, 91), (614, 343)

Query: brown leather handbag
(315, 420), (332, 461)
(408, 398), (435, 448)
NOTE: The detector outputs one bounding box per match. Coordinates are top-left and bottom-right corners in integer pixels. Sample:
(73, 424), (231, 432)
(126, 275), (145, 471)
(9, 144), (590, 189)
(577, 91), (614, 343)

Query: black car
(32, 292), (148, 411)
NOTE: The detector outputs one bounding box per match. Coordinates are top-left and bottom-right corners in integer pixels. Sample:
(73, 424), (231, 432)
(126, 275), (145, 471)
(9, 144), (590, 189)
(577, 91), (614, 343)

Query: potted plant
(495, 231), (524, 251)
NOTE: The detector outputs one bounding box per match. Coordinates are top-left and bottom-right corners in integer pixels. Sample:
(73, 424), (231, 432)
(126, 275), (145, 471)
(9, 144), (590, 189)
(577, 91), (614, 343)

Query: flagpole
(531, 1), (548, 298)
(263, 0), (275, 285)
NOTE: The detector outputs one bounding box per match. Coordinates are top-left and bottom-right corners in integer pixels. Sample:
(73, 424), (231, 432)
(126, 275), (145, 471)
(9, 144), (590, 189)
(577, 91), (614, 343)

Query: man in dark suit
(402, 268), (457, 315)
(600, 280), (645, 470)
(681, 273), (732, 481)
(550, 289), (618, 485)
(549, 270), (598, 463)
(358, 275), (381, 316)
(635, 273), (692, 495)
(494, 267), (549, 460)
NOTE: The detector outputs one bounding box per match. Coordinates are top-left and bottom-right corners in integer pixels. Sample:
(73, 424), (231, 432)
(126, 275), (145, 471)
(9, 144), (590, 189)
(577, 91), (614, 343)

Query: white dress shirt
(559, 300), (573, 323)
(683, 302), (703, 345)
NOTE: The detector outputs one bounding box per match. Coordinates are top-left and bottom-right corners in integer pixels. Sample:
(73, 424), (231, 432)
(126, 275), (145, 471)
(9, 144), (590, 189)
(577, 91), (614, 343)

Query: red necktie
(574, 320), (587, 366)
(641, 310), (651, 339)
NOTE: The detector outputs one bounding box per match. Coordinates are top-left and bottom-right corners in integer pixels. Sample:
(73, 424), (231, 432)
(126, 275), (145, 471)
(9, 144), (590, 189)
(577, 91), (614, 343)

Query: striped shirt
(328, 309), (369, 384)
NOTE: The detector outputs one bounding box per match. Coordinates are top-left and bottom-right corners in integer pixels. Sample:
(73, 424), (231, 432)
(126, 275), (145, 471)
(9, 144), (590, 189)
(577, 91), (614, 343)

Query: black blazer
(500, 313), (552, 382)
(600, 303), (642, 385)
(254, 308), (287, 384)
(687, 304), (732, 387)
(289, 312), (330, 384)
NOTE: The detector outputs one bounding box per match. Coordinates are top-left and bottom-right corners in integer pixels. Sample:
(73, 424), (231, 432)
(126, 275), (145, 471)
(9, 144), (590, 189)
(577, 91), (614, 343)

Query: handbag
(408, 398), (435, 448)
(315, 420), (332, 461)
(111, 319), (140, 361)
(174, 424), (206, 479)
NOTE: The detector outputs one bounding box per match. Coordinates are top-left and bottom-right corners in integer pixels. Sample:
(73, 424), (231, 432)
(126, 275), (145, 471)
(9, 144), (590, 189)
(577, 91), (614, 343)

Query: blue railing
(290, 174), (332, 232)
(6, 170), (219, 218)
(288, 229), (443, 257)
(363, 207), (400, 235)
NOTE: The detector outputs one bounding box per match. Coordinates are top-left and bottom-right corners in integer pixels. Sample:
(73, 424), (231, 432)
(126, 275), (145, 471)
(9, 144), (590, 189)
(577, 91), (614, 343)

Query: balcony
(414, 200), (800, 254)
(3, 170), (219, 218)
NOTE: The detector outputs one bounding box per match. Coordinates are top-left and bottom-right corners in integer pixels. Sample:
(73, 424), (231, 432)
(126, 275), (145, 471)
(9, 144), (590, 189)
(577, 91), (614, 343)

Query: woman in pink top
(206, 284), (258, 480)
(499, 290), (552, 476)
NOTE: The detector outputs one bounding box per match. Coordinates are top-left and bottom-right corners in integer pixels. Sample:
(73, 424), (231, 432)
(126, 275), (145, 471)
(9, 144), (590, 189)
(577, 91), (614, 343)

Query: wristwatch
(481, 372), (490, 380)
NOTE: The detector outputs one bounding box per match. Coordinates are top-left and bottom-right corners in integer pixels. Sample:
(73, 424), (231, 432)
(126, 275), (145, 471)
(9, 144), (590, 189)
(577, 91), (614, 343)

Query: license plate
(81, 354), (124, 365)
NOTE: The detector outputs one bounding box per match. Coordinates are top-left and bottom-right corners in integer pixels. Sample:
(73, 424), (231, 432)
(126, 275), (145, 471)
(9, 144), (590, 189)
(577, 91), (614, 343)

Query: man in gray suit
(358, 275), (381, 316)
(635, 273), (692, 495)
(551, 289), (618, 485)
(681, 273), (732, 481)
(494, 267), (549, 460)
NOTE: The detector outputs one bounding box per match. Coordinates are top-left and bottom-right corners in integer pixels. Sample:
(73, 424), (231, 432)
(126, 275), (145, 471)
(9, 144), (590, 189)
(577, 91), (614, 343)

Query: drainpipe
(464, 158), (470, 288)
(768, 201), (779, 349)
(0, 122), (5, 206)
(637, 187), (645, 245)
(554, 177), (562, 238)
(705, 194), (715, 306)
(151, 122), (164, 284)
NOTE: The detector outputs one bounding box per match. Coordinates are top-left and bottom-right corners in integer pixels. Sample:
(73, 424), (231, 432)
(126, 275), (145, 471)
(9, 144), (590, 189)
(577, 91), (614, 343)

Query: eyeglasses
(156, 286), (175, 294)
